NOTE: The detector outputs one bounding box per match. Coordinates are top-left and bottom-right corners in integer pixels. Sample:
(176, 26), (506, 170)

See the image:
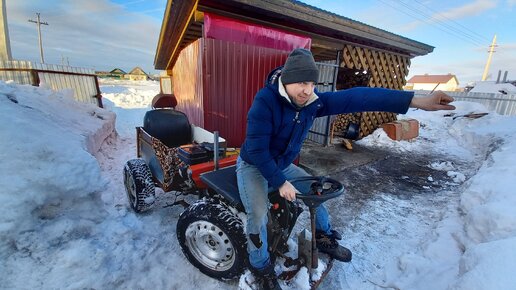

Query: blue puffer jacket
(239, 67), (414, 189)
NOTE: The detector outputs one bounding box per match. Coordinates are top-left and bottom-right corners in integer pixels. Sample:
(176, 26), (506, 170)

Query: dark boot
(250, 263), (282, 290)
(316, 231), (352, 262)
(330, 229), (342, 240)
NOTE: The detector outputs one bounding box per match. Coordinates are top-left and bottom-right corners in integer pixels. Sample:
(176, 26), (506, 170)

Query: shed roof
(110, 68), (126, 74)
(154, 0), (434, 70)
(407, 74), (458, 84)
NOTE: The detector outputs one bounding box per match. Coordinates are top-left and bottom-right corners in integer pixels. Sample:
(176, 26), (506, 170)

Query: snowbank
(356, 101), (516, 289)
(0, 80), (115, 248)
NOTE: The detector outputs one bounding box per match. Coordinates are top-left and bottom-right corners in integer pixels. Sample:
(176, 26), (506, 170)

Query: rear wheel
(123, 159), (155, 212)
(177, 199), (247, 280)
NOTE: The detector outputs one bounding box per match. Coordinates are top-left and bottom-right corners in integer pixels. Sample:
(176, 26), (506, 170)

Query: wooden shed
(154, 0), (434, 147)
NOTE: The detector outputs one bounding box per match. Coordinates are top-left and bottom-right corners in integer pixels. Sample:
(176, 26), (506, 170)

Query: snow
(1, 79), (516, 289)
(469, 81), (516, 94)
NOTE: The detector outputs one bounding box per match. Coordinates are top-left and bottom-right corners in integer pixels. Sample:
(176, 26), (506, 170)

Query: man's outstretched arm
(410, 91), (455, 111)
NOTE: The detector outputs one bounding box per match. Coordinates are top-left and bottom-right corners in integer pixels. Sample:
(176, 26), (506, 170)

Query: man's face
(285, 81), (315, 106)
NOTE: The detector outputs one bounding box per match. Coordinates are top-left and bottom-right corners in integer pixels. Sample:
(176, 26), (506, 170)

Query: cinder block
(381, 119), (419, 141)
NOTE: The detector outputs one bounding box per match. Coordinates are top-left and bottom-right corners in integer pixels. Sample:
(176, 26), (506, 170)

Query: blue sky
(5, 0), (515, 84)
(5, 0), (165, 74)
(300, 0), (516, 84)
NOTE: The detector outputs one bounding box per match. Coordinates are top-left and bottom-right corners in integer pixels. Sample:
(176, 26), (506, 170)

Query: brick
(381, 119), (419, 141)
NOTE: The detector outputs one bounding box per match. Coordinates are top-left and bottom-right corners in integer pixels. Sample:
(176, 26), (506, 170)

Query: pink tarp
(204, 13), (311, 51)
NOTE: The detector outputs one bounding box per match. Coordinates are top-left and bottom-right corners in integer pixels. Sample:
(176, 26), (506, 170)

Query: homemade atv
(123, 94), (346, 289)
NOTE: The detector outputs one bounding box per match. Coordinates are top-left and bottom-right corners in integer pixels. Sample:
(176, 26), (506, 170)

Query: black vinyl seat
(200, 166), (245, 212)
(143, 109), (192, 148)
(152, 93), (178, 109)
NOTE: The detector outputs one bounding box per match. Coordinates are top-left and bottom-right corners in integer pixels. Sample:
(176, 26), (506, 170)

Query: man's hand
(410, 91), (456, 111)
(279, 180), (297, 201)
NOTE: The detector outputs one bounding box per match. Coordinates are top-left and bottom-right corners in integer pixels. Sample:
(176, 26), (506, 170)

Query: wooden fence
(0, 60), (103, 107)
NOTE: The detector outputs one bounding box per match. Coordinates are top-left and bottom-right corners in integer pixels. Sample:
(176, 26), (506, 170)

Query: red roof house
(405, 74), (459, 91)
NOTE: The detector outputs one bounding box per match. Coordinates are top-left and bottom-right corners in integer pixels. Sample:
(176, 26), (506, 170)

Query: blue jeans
(236, 156), (332, 269)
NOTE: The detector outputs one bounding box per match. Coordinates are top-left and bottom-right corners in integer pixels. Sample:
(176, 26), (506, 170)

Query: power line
(396, 0), (486, 45)
(412, 0), (490, 43)
(388, 0), (513, 67)
(377, 0), (485, 47)
(376, 0), (514, 80)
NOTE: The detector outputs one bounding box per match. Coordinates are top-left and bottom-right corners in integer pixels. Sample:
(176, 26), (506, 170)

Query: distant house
(125, 67), (149, 81)
(108, 68), (127, 79)
(405, 74), (459, 91)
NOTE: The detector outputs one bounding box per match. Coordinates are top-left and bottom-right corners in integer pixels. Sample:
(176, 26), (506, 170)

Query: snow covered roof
(469, 81), (516, 94)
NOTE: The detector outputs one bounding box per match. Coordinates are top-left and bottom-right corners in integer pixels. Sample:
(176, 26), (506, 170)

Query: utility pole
(0, 0), (12, 60)
(28, 13), (48, 63)
(481, 34), (497, 81)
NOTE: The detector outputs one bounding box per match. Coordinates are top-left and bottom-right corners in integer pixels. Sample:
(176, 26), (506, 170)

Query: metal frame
(307, 51), (341, 146)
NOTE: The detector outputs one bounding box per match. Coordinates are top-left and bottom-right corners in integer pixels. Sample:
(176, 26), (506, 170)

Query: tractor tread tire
(123, 158), (155, 212)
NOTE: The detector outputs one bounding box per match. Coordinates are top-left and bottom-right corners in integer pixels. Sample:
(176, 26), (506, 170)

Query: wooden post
(30, 69), (40, 86)
(0, 0), (12, 60)
(94, 75), (104, 108)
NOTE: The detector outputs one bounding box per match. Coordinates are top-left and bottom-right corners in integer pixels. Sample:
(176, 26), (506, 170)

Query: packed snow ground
(1, 79), (515, 290)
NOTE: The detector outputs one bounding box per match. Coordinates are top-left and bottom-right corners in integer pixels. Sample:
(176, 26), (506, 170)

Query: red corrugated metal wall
(172, 39), (204, 127)
(203, 38), (289, 147)
(171, 14), (311, 147)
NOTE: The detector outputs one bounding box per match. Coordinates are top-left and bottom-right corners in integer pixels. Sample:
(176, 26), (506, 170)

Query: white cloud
(437, 0), (498, 20)
(508, 0), (516, 7)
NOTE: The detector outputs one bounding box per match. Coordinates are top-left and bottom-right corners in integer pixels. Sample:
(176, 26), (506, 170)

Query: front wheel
(177, 199), (247, 280)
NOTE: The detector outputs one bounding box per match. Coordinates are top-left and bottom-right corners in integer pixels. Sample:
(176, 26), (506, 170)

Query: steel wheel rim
(185, 220), (235, 271)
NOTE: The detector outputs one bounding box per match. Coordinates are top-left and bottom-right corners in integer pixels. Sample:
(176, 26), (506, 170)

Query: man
(237, 48), (455, 290)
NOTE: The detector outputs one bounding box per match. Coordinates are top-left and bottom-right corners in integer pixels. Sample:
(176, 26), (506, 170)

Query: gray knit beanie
(281, 48), (319, 85)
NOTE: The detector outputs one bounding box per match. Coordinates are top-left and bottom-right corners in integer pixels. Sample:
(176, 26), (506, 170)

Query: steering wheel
(290, 176), (345, 208)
